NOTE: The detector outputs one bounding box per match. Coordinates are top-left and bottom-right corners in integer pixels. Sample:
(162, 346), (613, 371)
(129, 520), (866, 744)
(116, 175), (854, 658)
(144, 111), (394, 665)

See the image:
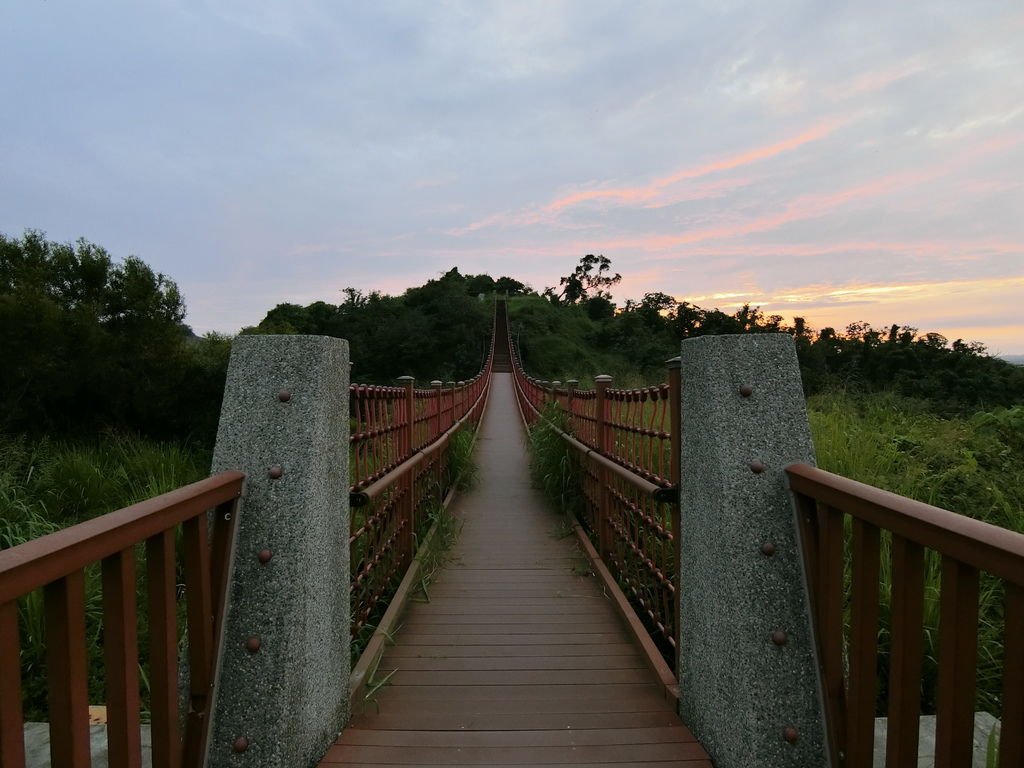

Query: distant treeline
(246, 267), (512, 384)
(3, 233), (1021, 450)
(510, 289), (1024, 414)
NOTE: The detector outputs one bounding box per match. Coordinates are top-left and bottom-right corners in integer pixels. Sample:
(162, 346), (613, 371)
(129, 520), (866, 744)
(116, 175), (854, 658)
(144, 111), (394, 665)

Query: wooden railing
(509, 318), (681, 667)
(0, 472), (243, 768)
(788, 464), (1024, 767)
(0, 314), (495, 768)
(509, 299), (1024, 766)
(347, 320), (494, 644)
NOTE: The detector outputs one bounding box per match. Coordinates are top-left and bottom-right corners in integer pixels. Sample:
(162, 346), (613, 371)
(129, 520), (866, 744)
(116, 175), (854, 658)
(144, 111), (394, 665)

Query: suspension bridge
(1, 301), (1022, 768)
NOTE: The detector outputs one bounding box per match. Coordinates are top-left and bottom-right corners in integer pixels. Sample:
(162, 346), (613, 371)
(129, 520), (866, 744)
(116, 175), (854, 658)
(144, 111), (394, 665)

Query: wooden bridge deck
(318, 374), (711, 767)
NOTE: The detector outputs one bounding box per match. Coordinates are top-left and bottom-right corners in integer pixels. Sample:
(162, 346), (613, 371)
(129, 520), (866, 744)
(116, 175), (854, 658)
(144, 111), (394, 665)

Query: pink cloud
(544, 120), (840, 215)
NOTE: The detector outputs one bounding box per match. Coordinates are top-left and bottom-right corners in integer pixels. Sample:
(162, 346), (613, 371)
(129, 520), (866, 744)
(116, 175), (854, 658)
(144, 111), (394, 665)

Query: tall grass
(1, 432), (208, 721)
(808, 392), (1023, 717)
(808, 392), (1024, 533)
(525, 403), (584, 519)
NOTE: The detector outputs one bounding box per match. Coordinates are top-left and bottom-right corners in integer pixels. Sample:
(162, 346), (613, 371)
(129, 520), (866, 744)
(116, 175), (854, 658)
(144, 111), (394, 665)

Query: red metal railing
(510, 300), (1024, 767)
(510, 323), (681, 665)
(348, 328), (494, 642)
(0, 472), (243, 768)
(788, 465), (1024, 768)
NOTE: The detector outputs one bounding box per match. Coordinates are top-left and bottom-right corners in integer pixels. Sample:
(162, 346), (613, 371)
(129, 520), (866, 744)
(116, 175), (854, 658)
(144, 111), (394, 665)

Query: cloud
(543, 120), (841, 215)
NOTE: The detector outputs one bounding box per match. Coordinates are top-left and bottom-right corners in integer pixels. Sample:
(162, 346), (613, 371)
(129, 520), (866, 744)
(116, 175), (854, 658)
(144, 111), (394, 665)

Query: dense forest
(3, 232), (1022, 453)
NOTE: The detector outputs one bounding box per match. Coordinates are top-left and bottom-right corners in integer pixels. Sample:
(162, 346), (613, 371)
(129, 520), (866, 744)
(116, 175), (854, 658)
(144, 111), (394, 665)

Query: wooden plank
(352, 693), (674, 716)
(408, 607), (612, 618)
(0, 600), (25, 768)
(339, 726), (697, 747)
(378, 655), (644, 671)
(101, 549), (142, 768)
(146, 530), (180, 768)
(346, 711), (687, 732)
(384, 669), (655, 686)
(1000, 582), (1024, 767)
(321, 741), (710, 764)
(321, 763), (710, 768)
(934, 558), (979, 768)
(384, 642), (640, 657)
(44, 571), (91, 768)
(885, 535), (924, 768)
(395, 632), (630, 645)
(181, 514), (214, 766)
(398, 620), (624, 634)
(846, 518), (880, 767)
(818, 504), (846, 758)
(370, 683), (664, 700)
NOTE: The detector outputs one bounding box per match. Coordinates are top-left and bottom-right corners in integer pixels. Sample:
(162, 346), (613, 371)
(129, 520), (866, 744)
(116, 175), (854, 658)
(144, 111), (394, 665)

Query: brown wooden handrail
(0, 471), (244, 768)
(786, 462), (1024, 767)
(787, 463), (1024, 584)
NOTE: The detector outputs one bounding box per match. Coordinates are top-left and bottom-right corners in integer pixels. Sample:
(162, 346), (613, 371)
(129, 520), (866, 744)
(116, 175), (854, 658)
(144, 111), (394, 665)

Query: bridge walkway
(318, 373), (711, 767)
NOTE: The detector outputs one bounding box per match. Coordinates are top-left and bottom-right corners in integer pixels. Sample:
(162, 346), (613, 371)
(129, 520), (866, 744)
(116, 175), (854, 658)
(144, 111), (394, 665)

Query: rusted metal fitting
(245, 636), (261, 653)
(233, 736), (249, 752)
(761, 542), (776, 556)
(749, 460), (766, 474)
(739, 384), (754, 397)
(771, 630), (788, 646)
(268, 465), (283, 479)
(277, 389), (291, 402)
(257, 549), (273, 564)
(783, 726), (799, 744)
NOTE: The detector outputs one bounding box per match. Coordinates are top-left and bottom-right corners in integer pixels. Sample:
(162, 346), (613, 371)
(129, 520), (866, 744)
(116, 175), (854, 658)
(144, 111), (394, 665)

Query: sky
(2, 1), (1022, 353)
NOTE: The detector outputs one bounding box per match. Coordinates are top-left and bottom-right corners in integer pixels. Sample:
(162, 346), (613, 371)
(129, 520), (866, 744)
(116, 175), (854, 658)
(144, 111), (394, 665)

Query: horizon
(2, 2), (1022, 354)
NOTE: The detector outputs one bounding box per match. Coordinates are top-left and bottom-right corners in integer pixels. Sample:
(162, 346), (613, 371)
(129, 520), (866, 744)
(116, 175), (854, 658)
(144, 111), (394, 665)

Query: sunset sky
(2, 2), (1022, 353)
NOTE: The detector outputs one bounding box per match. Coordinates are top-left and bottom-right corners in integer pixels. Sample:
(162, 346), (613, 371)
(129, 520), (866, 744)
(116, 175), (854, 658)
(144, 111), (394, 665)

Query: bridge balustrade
(509, 335), (682, 672)
(787, 464), (1024, 767)
(4, 298), (1023, 768)
(0, 472), (243, 768)
(0, 323), (494, 768)
(348, 360), (492, 645)
(506, 299), (1024, 768)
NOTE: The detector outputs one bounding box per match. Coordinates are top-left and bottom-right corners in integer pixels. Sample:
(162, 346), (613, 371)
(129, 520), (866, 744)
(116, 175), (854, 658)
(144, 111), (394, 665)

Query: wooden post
(430, 381), (443, 441)
(666, 356), (682, 670)
(595, 375), (613, 561)
(566, 380), (578, 435)
(446, 381), (456, 431)
(431, 381), (444, 502)
(397, 376), (416, 564)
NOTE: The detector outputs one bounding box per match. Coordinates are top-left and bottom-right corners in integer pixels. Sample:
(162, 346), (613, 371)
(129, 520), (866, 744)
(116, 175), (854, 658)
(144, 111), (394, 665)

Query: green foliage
(0, 433), (208, 528)
(0, 432), (207, 720)
(808, 392), (1023, 717)
(808, 393), (1024, 533)
(447, 427), (479, 491)
(525, 403), (584, 518)
(0, 231), (230, 445)
(510, 277), (1024, 412)
(546, 253), (621, 305)
(248, 267), (495, 383)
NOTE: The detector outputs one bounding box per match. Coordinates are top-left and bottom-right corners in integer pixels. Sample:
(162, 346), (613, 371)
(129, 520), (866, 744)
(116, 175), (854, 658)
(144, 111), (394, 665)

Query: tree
(0, 231), (216, 440)
(554, 255), (621, 304)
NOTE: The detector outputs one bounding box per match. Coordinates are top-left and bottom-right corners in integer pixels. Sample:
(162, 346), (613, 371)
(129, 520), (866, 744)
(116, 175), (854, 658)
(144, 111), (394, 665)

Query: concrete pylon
(676, 334), (829, 768)
(206, 335), (350, 767)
